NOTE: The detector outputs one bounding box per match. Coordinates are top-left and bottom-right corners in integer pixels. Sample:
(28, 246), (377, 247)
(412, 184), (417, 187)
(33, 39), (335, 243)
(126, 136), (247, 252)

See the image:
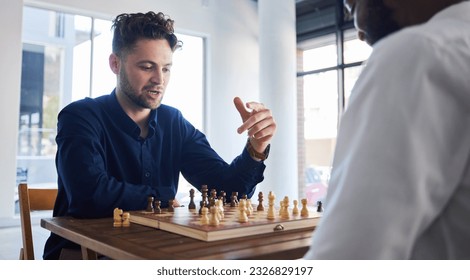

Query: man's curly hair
(111, 11), (183, 57)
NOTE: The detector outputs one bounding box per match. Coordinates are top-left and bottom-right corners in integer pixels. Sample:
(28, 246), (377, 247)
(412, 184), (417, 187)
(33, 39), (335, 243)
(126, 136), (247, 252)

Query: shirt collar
(107, 89), (158, 139)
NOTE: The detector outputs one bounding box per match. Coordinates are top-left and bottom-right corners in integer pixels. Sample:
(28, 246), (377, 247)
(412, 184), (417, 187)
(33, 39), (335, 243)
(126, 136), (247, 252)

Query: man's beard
(364, 0), (402, 46)
(119, 67), (161, 110)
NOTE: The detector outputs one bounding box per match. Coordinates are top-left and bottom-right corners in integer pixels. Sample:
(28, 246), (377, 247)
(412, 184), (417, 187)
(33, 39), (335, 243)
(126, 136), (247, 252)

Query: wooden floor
(0, 213), (51, 260)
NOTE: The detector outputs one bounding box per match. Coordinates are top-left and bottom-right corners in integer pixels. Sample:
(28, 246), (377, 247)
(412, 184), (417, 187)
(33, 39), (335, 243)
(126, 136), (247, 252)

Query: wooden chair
(18, 183), (57, 260)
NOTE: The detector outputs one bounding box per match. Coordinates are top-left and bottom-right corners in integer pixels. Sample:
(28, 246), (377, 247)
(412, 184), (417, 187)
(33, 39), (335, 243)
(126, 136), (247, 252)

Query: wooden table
(41, 216), (316, 260)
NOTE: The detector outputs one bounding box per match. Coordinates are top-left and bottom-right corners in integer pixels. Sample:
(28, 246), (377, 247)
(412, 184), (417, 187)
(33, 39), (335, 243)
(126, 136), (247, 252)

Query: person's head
(109, 11), (182, 110)
(111, 11), (181, 57)
(344, 0), (465, 46)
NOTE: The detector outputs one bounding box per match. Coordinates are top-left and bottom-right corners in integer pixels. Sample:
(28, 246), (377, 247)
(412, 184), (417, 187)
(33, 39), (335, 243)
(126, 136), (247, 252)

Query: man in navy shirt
(43, 11), (276, 259)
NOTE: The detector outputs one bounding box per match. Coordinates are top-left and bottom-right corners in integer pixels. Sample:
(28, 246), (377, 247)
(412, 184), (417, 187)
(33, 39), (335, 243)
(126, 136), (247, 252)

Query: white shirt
(304, 1), (470, 259)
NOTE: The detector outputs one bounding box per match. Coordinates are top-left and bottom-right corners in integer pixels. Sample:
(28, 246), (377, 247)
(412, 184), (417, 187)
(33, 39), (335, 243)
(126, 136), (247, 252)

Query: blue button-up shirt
(44, 90), (265, 259)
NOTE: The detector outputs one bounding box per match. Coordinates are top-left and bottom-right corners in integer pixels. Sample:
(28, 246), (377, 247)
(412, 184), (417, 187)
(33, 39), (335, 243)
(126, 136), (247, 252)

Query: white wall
(0, 0), (260, 219)
(0, 0), (24, 220)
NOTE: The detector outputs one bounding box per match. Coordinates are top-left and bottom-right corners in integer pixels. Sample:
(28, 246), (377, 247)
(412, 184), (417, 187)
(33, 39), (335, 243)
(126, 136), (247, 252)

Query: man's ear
(109, 53), (120, 74)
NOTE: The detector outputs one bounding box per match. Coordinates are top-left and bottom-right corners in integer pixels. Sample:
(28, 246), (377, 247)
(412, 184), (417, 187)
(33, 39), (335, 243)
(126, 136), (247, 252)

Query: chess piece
(219, 190), (227, 205)
(317, 201), (324, 212)
(168, 199), (175, 212)
(246, 199), (253, 216)
(209, 196), (216, 207)
(154, 200), (162, 214)
(292, 199), (299, 216)
(281, 196), (290, 219)
(216, 199), (224, 221)
(257, 192), (264, 211)
(211, 188), (217, 200)
(113, 208), (123, 227)
(230, 192), (239, 207)
(199, 200), (208, 215)
(122, 212), (131, 227)
(188, 189), (196, 209)
(209, 206), (220, 226)
(146, 196), (154, 212)
(301, 198), (309, 217)
(267, 191), (276, 220)
(201, 185), (209, 205)
(200, 207), (209, 225)
(238, 199), (248, 223)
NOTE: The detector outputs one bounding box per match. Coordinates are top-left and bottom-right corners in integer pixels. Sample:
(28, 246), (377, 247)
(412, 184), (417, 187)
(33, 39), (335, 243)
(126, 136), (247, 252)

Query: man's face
(116, 39), (173, 110)
(344, 0), (401, 46)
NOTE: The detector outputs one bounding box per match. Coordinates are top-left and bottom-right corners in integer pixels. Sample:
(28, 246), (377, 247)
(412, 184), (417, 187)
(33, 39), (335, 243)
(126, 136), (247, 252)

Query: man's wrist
(246, 139), (270, 161)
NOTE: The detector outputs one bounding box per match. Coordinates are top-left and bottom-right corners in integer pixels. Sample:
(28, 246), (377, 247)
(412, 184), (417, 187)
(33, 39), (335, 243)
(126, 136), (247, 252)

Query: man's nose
(151, 69), (164, 84)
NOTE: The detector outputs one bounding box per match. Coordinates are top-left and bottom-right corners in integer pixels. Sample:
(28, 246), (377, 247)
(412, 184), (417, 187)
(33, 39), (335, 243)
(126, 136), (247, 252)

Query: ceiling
(296, 0), (348, 42)
(255, 0), (352, 43)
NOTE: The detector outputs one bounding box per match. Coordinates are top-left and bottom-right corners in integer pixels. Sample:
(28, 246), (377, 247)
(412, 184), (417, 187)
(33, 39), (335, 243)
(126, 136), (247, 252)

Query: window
(17, 6), (204, 210)
(297, 30), (372, 206)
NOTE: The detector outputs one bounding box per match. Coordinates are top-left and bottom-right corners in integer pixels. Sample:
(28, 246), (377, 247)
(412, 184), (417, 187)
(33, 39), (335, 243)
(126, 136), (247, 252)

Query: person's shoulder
(374, 16), (463, 59)
(61, 97), (93, 112)
(365, 27), (441, 72)
(62, 95), (109, 113)
(157, 104), (183, 118)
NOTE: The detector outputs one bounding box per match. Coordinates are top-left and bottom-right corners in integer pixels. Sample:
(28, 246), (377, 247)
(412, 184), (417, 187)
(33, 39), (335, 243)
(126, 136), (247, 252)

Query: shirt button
(145, 172), (150, 178)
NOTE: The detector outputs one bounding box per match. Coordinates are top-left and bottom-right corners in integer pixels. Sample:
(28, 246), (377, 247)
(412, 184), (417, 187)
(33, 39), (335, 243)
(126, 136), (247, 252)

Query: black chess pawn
(210, 188), (217, 200)
(153, 200), (162, 214)
(146, 196), (154, 212)
(219, 190), (226, 205)
(209, 196), (216, 207)
(257, 192), (264, 211)
(188, 189), (196, 209)
(199, 200), (209, 215)
(230, 191), (239, 207)
(198, 201), (203, 215)
(316, 201), (323, 212)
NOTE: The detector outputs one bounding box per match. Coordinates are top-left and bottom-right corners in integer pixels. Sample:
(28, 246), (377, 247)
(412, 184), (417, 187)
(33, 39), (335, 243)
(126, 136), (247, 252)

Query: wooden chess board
(129, 204), (321, 242)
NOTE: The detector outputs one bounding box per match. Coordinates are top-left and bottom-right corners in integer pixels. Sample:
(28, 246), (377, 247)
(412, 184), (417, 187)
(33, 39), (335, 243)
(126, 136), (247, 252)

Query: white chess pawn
(281, 196), (290, 219)
(246, 199), (253, 216)
(209, 206), (220, 226)
(292, 200), (299, 216)
(200, 207), (209, 225)
(238, 199), (249, 223)
(301, 198), (309, 217)
(216, 200), (224, 221)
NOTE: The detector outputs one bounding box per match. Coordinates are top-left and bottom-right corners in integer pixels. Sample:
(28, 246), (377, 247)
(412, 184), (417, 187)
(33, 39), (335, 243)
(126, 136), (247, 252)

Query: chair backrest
(18, 183), (57, 260)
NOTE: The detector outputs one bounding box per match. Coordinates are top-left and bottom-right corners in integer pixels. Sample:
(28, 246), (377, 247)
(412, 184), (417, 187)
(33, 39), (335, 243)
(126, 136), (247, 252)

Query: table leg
(81, 246), (98, 260)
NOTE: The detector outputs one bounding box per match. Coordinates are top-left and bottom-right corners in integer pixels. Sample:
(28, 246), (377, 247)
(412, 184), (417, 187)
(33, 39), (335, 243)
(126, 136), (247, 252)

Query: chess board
(129, 204), (321, 242)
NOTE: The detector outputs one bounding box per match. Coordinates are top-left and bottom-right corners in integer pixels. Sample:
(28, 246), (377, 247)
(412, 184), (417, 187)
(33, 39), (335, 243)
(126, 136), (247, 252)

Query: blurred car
(304, 166), (328, 206)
